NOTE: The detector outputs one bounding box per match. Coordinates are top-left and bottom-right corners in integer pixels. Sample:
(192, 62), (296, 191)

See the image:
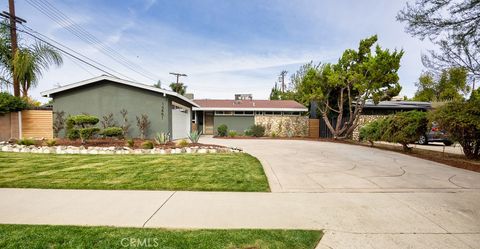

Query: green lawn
(0, 152), (269, 191)
(0, 224), (322, 249)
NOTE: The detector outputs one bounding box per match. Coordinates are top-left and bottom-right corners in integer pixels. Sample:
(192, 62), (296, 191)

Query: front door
(204, 111), (214, 135)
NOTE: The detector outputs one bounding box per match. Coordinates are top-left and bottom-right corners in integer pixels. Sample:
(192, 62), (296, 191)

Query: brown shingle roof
(193, 99), (307, 110)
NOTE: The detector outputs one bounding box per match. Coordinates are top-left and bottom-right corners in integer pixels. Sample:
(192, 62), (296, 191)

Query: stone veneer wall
(352, 114), (388, 141)
(254, 115), (309, 137)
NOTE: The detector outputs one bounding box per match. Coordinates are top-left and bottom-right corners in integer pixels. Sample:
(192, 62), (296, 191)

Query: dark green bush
(0, 92), (29, 114)
(100, 127), (123, 138)
(359, 118), (386, 145)
(217, 124), (228, 137)
(244, 129), (253, 136)
(429, 99), (480, 159)
(142, 140), (154, 149)
(250, 124), (265, 137)
(382, 111), (428, 151)
(66, 115), (100, 143)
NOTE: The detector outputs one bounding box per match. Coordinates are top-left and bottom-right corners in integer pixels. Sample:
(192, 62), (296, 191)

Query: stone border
(0, 143), (242, 155)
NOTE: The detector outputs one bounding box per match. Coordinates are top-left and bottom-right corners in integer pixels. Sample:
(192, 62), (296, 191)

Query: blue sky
(2, 0), (432, 101)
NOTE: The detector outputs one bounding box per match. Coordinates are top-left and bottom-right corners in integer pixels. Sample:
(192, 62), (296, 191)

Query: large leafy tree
(397, 0), (480, 81)
(414, 67), (469, 101)
(0, 21), (62, 97)
(297, 35), (403, 139)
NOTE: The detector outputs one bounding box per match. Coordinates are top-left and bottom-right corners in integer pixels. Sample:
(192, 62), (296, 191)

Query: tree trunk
(321, 113), (337, 138)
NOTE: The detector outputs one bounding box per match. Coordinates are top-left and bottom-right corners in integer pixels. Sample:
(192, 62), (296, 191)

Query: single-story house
(192, 94), (309, 136)
(41, 75), (198, 139)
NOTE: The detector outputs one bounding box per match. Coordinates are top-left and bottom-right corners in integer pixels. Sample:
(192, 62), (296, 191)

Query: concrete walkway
(0, 188), (479, 248)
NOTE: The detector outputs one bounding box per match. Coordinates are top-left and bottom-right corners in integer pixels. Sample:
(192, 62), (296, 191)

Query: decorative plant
(45, 139), (56, 147)
(141, 140), (154, 149)
(271, 131), (277, 138)
(286, 130), (295, 138)
(250, 124), (266, 137)
(244, 129), (253, 136)
(126, 139), (135, 148)
(228, 130), (237, 138)
(53, 110), (65, 137)
(65, 114), (100, 143)
(217, 124), (228, 137)
(100, 127), (123, 138)
(188, 130), (201, 143)
(100, 112), (117, 128)
(136, 114), (151, 139)
(154, 132), (170, 145)
(120, 109), (131, 137)
(17, 138), (35, 146)
(177, 139), (189, 147)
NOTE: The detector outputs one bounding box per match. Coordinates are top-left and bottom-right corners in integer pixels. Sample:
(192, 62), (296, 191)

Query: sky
(1, 0), (433, 102)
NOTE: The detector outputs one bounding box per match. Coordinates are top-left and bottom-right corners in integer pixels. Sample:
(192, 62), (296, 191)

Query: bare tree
(120, 109), (131, 137)
(53, 110), (65, 137)
(136, 114), (150, 139)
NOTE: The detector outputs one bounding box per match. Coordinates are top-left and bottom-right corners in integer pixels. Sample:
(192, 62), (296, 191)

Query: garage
(171, 102), (191, 140)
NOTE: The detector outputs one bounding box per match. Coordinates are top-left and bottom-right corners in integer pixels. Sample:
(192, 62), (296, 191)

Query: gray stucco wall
(213, 116), (254, 135)
(52, 80), (170, 138)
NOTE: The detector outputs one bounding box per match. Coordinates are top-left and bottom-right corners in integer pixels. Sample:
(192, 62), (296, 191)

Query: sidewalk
(1, 188), (479, 248)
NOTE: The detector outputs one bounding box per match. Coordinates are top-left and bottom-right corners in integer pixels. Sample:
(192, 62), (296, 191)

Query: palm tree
(0, 21), (62, 97)
(13, 42), (62, 97)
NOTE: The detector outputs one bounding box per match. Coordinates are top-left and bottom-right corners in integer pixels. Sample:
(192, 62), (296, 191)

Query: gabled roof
(193, 99), (308, 112)
(40, 75), (199, 107)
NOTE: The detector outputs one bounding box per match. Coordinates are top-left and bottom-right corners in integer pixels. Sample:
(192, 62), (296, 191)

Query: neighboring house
(192, 94), (309, 136)
(41, 75), (198, 139)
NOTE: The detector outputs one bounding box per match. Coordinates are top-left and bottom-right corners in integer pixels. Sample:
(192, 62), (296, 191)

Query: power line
(25, 0), (160, 82)
(0, 21), (124, 78)
(19, 23), (136, 80)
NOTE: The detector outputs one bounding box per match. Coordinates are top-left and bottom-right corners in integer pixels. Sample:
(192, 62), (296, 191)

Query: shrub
(429, 99), (480, 159)
(286, 130), (295, 138)
(126, 139), (135, 148)
(270, 131), (277, 138)
(177, 139), (189, 147)
(100, 127), (123, 138)
(250, 124), (265, 137)
(141, 140), (154, 149)
(136, 114), (151, 139)
(228, 130), (237, 138)
(120, 109), (131, 137)
(188, 130), (201, 143)
(66, 115), (100, 143)
(217, 124), (228, 137)
(17, 138), (35, 146)
(100, 112), (117, 128)
(154, 132), (170, 145)
(244, 129), (253, 136)
(0, 92), (28, 114)
(45, 139), (56, 147)
(381, 111), (428, 151)
(53, 111), (65, 137)
(359, 119), (385, 146)
(79, 127), (100, 142)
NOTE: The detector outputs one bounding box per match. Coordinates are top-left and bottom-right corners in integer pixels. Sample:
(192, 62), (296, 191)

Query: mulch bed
(214, 136), (480, 173)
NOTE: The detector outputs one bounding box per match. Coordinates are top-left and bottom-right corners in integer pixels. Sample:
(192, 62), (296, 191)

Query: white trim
(192, 107), (308, 112)
(40, 75), (199, 107)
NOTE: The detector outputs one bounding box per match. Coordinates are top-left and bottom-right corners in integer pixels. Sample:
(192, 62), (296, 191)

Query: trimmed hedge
(100, 127), (123, 138)
(217, 124), (228, 137)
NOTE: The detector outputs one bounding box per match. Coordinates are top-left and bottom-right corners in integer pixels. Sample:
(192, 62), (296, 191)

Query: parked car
(418, 122), (453, 146)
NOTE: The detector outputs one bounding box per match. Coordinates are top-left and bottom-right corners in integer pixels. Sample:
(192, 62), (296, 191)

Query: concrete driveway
(200, 137), (480, 193)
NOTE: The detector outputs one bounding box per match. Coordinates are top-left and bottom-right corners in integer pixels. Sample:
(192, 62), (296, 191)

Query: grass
(0, 224), (322, 249)
(0, 152), (270, 192)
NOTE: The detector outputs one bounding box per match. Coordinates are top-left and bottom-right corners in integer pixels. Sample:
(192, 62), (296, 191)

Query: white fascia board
(192, 107), (308, 112)
(40, 75), (199, 107)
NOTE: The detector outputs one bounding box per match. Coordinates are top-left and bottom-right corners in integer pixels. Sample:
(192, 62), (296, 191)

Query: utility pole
(1, 0), (26, 97)
(279, 70), (287, 92)
(9, 0), (19, 97)
(169, 72), (187, 84)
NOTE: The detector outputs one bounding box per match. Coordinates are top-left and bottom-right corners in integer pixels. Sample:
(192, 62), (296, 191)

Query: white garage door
(171, 103), (190, 140)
